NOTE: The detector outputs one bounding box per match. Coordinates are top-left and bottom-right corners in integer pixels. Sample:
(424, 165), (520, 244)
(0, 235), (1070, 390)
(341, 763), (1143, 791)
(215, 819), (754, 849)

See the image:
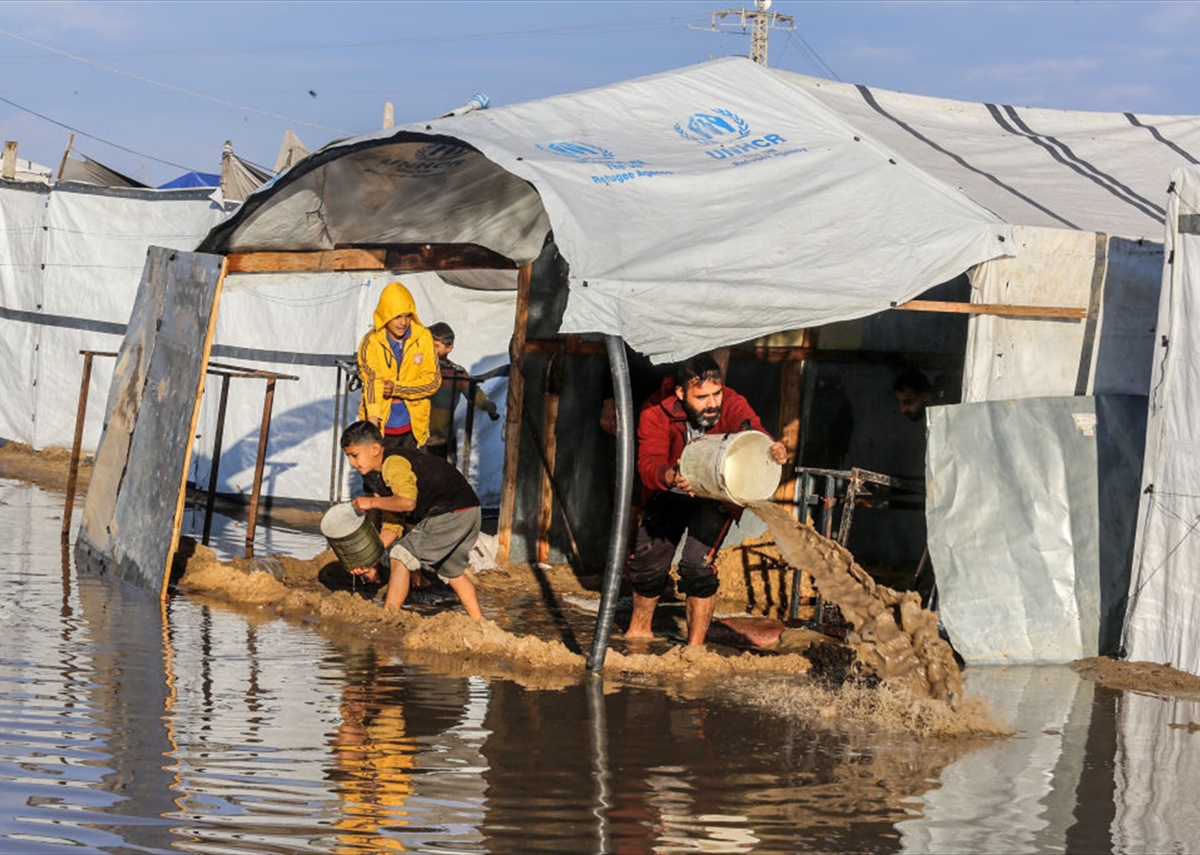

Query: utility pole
(702, 0), (795, 67)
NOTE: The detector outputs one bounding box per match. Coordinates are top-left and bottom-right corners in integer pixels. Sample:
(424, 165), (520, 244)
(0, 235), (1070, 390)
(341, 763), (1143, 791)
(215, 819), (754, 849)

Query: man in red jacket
(625, 353), (787, 647)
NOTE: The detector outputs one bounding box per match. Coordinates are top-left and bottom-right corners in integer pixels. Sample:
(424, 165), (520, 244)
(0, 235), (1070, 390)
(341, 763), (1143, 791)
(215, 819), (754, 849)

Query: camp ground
(6, 56), (1200, 673)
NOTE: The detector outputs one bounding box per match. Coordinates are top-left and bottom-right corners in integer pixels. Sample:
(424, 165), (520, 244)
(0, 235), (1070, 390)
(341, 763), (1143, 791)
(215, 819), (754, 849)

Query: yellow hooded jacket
(357, 282), (441, 446)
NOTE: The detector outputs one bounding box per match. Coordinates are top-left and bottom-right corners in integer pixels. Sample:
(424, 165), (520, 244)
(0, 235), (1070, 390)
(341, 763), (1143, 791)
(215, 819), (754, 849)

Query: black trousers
(626, 491), (730, 599)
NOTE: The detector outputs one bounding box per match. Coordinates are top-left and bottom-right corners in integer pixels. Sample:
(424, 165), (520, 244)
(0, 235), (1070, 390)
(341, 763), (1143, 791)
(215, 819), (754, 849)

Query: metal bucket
(678, 431), (782, 506)
(320, 502), (384, 570)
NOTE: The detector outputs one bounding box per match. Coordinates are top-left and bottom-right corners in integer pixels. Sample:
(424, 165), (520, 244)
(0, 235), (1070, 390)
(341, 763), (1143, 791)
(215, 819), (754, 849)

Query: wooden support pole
(497, 263), (532, 562)
(773, 329), (810, 505)
(2, 141), (16, 180)
(227, 248), (386, 273)
(244, 377), (277, 558)
(892, 299), (1087, 320)
(62, 350), (108, 540)
(536, 353), (563, 565)
(57, 134), (74, 181)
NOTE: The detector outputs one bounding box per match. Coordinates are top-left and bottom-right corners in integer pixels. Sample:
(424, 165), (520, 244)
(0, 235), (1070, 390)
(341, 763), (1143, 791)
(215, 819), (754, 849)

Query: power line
(0, 29), (350, 135)
(0, 92), (199, 173)
(0, 17), (697, 61)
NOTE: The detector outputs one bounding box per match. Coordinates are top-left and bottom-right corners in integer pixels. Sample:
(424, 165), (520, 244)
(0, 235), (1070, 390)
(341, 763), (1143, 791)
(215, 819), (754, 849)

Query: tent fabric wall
(1124, 165), (1200, 675)
(0, 182), (227, 450)
(780, 70), (1200, 241)
(201, 57), (1013, 363)
(961, 227), (1163, 403)
(0, 181), (49, 445)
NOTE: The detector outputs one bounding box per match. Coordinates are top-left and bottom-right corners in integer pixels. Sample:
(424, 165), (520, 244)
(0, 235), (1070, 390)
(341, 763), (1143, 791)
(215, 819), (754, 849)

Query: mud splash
(749, 501), (964, 707)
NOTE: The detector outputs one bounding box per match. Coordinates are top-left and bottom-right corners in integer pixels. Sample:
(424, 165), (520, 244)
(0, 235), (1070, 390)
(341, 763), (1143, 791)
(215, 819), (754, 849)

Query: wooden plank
(496, 263), (532, 561)
(76, 247), (226, 598)
(380, 243), (518, 271)
(892, 299), (1087, 319)
(166, 257), (227, 594)
(226, 249), (386, 273)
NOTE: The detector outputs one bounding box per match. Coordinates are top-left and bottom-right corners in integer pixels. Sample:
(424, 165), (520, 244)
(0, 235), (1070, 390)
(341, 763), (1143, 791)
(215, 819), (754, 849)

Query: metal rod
(587, 335), (634, 672)
(202, 374), (231, 546)
(330, 363), (344, 504)
(62, 351), (97, 540)
(460, 378), (478, 477)
(244, 378), (276, 557)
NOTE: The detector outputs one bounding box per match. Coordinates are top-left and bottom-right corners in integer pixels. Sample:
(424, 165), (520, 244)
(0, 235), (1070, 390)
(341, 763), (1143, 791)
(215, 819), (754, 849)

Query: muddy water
(5, 477), (1200, 853)
(750, 502), (963, 705)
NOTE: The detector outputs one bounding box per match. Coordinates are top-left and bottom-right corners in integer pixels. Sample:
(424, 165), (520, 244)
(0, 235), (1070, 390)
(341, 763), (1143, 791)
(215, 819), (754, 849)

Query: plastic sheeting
(194, 270), (514, 504)
(201, 57), (1013, 363)
(0, 181), (516, 504)
(0, 183), (227, 451)
(962, 226), (1163, 403)
(926, 396), (1144, 664)
(1124, 165), (1200, 675)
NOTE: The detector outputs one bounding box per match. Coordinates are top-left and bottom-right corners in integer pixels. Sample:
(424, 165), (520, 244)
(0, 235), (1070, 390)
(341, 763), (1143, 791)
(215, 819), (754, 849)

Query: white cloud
(1141, 1), (1200, 40)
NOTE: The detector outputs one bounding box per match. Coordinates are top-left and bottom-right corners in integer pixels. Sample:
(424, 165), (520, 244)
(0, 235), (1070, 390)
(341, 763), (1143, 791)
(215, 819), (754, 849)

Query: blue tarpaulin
(157, 171), (219, 190)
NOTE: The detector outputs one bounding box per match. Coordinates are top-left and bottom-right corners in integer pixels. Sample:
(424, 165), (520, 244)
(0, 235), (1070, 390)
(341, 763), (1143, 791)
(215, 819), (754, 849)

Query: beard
(683, 398), (721, 430)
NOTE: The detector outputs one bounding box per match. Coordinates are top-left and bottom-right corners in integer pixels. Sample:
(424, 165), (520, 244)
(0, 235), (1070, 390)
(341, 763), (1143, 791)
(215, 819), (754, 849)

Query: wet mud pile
(750, 502), (964, 707)
(174, 539), (815, 687)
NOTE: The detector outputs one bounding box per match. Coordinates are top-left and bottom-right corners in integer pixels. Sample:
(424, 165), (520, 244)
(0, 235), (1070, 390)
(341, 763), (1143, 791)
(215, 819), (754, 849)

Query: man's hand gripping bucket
(678, 431), (783, 506)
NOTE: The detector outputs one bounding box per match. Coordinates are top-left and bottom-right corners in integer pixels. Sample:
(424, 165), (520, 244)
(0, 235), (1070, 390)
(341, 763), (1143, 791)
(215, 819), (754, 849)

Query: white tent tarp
(1124, 165), (1200, 674)
(202, 57), (1014, 362)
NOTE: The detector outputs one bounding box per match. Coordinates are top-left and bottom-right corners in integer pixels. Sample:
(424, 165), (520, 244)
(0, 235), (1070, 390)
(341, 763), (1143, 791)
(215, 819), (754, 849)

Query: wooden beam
(497, 263), (532, 562)
(379, 243), (518, 271)
(226, 249), (386, 273)
(2, 141), (16, 180)
(892, 299), (1087, 320)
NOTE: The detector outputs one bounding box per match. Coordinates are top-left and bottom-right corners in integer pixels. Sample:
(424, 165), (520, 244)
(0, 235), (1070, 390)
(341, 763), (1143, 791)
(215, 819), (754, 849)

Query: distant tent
(219, 141), (272, 202)
(157, 171), (220, 190)
(273, 130), (310, 174)
(59, 154), (148, 188)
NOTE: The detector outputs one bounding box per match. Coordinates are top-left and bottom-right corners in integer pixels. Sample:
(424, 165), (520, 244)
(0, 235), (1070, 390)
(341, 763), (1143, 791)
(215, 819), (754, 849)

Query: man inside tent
(626, 353), (787, 647)
(357, 281), (441, 454)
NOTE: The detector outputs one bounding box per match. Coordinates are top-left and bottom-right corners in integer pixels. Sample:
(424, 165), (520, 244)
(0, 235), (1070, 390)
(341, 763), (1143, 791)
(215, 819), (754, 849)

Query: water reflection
(7, 475), (1200, 853)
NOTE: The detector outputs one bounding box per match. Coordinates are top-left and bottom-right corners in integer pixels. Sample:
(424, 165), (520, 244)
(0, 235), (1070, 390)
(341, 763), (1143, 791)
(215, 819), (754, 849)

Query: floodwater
(4, 476), (1200, 853)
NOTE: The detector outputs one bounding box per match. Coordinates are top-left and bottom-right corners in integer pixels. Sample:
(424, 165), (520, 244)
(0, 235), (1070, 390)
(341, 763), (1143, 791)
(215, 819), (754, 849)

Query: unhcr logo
(373, 143), (469, 180)
(674, 107), (795, 163)
(537, 141), (616, 164)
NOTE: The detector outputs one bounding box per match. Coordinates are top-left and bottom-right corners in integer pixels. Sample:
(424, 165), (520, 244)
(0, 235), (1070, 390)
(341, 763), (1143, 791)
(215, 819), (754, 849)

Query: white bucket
(677, 431), (782, 505)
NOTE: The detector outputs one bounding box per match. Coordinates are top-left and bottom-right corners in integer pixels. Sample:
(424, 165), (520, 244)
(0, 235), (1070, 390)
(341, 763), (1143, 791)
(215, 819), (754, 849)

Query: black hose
(587, 335), (634, 671)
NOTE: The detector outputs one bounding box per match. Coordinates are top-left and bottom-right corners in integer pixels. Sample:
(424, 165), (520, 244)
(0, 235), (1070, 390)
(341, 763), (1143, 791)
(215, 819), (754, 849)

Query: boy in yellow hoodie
(357, 282), (441, 451)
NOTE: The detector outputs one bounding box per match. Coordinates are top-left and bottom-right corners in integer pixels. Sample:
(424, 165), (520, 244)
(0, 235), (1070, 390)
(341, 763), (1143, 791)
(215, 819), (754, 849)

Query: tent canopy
(200, 57), (1198, 361)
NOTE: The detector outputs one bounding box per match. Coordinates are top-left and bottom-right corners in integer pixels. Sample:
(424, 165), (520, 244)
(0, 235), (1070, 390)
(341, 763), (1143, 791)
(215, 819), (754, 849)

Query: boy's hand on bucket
(769, 441), (788, 464)
(350, 565), (381, 584)
(352, 496), (374, 513)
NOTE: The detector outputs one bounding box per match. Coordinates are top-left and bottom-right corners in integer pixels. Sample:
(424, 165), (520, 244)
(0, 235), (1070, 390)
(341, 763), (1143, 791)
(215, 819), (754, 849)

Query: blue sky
(1, 0), (1198, 186)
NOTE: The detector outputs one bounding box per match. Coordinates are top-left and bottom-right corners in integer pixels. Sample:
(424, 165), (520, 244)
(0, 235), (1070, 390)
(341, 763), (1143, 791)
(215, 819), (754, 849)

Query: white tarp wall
(963, 226), (1163, 403)
(1124, 165), (1200, 675)
(194, 271), (515, 505)
(0, 182), (226, 450)
(926, 395), (1143, 664)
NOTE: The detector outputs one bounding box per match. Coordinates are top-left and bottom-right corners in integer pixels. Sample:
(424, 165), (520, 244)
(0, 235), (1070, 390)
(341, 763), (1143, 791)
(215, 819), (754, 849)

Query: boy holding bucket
(339, 420), (483, 619)
(625, 353), (787, 647)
